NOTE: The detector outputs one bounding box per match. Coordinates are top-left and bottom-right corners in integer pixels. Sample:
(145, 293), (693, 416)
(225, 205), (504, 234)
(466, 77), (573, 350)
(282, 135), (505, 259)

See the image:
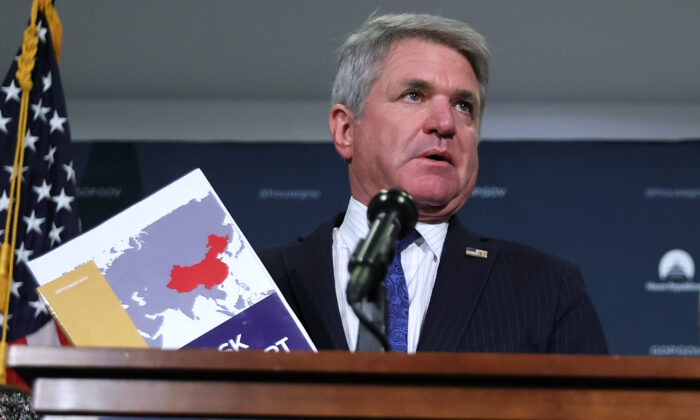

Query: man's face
(331, 38), (481, 222)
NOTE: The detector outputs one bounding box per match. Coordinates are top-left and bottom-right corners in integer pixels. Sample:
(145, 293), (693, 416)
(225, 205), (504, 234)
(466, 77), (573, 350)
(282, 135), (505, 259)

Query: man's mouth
(426, 154), (447, 162)
(420, 149), (453, 164)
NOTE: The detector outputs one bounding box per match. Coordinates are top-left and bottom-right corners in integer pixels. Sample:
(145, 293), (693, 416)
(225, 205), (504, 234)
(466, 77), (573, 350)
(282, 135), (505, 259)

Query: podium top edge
(8, 346), (700, 383)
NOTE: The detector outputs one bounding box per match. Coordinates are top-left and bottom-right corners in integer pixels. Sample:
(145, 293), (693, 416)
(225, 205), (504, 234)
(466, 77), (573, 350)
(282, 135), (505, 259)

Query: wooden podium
(8, 346), (700, 419)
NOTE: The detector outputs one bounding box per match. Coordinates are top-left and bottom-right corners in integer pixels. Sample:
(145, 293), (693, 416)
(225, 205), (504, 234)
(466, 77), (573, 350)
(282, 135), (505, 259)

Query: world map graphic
(90, 192), (274, 348)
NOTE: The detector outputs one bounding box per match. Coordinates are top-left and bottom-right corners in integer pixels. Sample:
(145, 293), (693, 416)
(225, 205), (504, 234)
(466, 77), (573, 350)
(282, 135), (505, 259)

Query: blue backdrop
(71, 140), (700, 356)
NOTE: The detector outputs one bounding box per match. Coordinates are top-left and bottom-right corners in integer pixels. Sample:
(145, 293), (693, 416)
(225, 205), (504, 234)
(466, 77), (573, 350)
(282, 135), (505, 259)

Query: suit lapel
(417, 218), (498, 352)
(282, 214), (349, 350)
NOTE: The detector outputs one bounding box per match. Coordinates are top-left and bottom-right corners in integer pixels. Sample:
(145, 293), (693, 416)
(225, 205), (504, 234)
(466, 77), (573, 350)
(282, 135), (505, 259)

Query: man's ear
(329, 104), (354, 161)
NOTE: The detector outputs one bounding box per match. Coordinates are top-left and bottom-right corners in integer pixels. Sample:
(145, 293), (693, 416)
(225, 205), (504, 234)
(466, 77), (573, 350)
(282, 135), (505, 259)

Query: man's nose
(422, 97), (456, 139)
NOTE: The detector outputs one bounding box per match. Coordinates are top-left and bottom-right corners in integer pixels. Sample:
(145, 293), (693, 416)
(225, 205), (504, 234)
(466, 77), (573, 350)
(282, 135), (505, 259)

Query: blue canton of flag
(0, 12), (79, 344)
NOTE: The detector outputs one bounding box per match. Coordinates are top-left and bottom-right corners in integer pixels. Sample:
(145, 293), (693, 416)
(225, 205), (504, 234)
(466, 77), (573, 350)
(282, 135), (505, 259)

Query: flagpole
(0, 0), (62, 385)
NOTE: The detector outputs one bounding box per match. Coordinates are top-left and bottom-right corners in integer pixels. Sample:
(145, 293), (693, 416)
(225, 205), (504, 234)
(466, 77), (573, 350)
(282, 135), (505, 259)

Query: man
(260, 13), (608, 354)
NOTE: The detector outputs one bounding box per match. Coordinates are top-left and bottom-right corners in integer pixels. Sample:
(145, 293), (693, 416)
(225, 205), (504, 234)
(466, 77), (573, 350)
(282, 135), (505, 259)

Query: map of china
(168, 234), (230, 292)
(100, 192), (272, 348)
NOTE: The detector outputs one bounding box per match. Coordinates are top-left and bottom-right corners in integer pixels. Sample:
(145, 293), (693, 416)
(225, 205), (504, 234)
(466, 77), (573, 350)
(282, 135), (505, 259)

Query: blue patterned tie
(385, 230), (420, 352)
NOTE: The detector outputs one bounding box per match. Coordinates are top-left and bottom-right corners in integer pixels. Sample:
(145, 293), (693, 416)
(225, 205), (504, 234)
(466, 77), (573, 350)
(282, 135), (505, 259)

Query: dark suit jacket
(259, 213), (608, 354)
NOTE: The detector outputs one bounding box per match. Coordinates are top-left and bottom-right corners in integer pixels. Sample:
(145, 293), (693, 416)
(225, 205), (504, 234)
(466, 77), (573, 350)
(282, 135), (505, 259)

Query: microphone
(346, 189), (418, 351)
(346, 189), (418, 305)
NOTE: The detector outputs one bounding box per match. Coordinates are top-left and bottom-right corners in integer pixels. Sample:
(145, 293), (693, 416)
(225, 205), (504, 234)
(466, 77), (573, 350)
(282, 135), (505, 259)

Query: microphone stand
(350, 256), (392, 352)
(346, 189), (417, 352)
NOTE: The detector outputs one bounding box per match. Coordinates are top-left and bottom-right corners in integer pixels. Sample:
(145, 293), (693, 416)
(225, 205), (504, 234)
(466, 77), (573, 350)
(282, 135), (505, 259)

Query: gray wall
(2, 1), (699, 141)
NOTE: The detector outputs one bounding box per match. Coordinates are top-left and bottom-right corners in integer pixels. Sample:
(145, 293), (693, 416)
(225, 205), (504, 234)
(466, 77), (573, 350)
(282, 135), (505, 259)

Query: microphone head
(367, 189), (418, 239)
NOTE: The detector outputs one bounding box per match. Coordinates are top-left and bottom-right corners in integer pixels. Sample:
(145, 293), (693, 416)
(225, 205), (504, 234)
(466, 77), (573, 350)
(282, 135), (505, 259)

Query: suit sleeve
(258, 245), (304, 325)
(547, 264), (609, 354)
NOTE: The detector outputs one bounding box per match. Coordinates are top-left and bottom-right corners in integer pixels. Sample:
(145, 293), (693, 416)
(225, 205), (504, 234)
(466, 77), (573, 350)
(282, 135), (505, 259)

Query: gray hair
(331, 13), (490, 121)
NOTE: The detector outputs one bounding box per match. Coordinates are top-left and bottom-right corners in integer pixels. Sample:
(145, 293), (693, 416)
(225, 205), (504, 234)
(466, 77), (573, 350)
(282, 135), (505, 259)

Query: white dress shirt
(332, 197), (448, 353)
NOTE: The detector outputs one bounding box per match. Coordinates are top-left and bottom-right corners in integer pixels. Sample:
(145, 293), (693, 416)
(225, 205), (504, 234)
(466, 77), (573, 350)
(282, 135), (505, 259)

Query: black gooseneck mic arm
(346, 189), (418, 351)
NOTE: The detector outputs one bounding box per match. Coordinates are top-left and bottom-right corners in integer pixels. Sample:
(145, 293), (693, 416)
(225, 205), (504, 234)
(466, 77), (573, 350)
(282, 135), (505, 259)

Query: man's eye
(455, 101), (473, 114)
(403, 92), (421, 102)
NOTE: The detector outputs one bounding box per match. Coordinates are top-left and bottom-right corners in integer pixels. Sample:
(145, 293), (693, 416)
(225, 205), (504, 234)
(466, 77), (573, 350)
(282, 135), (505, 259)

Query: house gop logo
(645, 249), (698, 292)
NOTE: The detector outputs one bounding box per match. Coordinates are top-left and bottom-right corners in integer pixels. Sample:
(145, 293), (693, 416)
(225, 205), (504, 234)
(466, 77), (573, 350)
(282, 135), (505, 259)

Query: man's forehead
(381, 38), (474, 76)
(379, 39), (479, 94)
(385, 37), (467, 63)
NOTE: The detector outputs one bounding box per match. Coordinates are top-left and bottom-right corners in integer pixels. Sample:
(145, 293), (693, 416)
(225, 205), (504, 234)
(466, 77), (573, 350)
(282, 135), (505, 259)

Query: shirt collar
(338, 197), (448, 259)
(337, 197), (369, 252)
(415, 220), (448, 260)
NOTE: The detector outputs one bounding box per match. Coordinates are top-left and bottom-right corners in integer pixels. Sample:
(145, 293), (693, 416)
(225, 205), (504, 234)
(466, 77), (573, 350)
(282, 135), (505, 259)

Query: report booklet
(29, 169), (315, 352)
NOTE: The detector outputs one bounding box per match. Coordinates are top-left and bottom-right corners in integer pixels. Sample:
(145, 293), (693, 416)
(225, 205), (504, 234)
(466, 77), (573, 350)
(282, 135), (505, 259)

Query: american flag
(0, 9), (77, 384)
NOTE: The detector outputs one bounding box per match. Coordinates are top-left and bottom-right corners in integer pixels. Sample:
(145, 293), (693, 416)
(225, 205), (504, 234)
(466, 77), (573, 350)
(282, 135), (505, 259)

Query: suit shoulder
(258, 240), (297, 277)
(257, 212), (344, 275)
(474, 234), (582, 279)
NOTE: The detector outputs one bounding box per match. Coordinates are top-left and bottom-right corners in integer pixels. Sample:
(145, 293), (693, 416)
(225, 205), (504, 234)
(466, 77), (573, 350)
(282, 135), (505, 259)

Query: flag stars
(52, 188), (74, 213)
(14, 242), (33, 265)
(45, 146), (57, 167)
(4, 165), (28, 182)
(2, 80), (21, 103)
(23, 210), (46, 235)
(42, 71), (52, 93)
(2, 14), (79, 344)
(33, 180), (52, 203)
(29, 299), (48, 318)
(0, 314), (12, 330)
(0, 190), (10, 212)
(0, 110), (11, 134)
(49, 110), (67, 133)
(10, 281), (23, 298)
(37, 20), (47, 44)
(24, 131), (39, 152)
(49, 223), (64, 246)
(63, 161), (76, 183)
(31, 99), (50, 123)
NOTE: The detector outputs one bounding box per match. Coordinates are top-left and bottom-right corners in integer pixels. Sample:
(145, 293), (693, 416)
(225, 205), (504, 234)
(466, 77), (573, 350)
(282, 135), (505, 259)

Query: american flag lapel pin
(465, 247), (488, 259)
